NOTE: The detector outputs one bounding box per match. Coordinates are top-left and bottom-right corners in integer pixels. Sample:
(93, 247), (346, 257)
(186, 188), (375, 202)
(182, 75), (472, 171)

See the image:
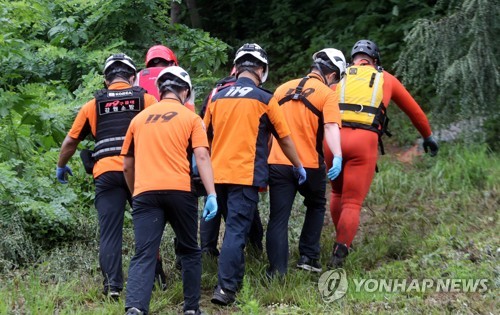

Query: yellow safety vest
(338, 65), (388, 135)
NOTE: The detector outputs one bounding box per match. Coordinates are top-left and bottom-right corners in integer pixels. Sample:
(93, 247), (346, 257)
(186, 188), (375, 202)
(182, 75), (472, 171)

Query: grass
(0, 142), (498, 314)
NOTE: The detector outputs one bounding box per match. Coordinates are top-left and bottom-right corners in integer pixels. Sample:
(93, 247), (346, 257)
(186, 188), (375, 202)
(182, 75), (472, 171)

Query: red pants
(324, 127), (378, 247)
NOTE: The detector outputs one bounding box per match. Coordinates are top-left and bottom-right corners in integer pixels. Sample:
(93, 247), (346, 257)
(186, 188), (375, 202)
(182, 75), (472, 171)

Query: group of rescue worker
(56, 39), (438, 315)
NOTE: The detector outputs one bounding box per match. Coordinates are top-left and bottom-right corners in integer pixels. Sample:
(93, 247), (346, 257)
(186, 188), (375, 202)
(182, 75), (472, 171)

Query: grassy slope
(0, 143), (498, 314)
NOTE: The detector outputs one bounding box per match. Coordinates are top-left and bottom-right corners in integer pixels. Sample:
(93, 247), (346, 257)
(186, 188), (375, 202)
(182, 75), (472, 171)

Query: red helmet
(145, 45), (179, 68)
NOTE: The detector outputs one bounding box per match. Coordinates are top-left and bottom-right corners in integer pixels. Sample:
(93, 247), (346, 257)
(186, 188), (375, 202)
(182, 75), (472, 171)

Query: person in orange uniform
(55, 54), (158, 299)
(137, 44), (197, 282)
(122, 66), (217, 315)
(324, 40), (439, 269)
(199, 67), (265, 257)
(204, 43), (305, 305)
(136, 45), (196, 112)
(267, 48), (346, 276)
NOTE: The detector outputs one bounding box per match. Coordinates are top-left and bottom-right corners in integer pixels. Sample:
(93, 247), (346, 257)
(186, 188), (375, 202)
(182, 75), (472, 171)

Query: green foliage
(194, 0), (439, 82)
(160, 23), (231, 107)
(368, 143), (498, 208)
(0, 214), (38, 272)
(395, 0), (500, 146)
(0, 143), (497, 313)
(0, 0), (229, 268)
(0, 157), (83, 246)
(483, 115), (500, 152)
(0, 1), (498, 313)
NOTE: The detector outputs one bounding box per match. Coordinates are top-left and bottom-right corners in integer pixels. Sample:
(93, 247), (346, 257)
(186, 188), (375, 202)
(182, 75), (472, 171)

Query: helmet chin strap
(314, 62), (330, 85)
(249, 69), (262, 86)
(161, 87), (186, 104)
(237, 67), (262, 85)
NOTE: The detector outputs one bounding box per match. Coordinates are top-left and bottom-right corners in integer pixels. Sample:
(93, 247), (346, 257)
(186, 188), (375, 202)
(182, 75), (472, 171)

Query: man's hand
(203, 194), (218, 221)
(56, 165), (73, 184)
(423, 135), (439, 157)
(327, 155), (342, 180)
(293, 165), (307, 185)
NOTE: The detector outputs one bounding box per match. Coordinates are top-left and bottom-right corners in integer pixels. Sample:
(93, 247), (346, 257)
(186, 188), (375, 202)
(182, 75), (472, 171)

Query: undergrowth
(0, 142), (498, 314)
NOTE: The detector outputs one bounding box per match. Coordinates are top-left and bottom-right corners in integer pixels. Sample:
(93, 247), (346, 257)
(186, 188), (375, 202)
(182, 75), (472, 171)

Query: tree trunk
(186, 0), (202, 29)
(171, 0), (181, 24)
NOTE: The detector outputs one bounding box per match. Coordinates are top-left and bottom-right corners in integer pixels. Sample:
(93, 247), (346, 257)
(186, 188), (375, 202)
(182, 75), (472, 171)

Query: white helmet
(156, 66), (193, 103)
(233, 43), (269, 83)
(312, 48), (347, 82)
(103, 53), (137, 75)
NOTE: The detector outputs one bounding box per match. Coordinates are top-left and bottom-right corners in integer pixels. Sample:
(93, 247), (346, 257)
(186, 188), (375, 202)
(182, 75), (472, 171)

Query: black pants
(200, 198), (263, 256)
(94, 171), (131, 292)
(125, 191), (201, 314)
(215, 184), (259, 292)
(266, 164), (326, 275)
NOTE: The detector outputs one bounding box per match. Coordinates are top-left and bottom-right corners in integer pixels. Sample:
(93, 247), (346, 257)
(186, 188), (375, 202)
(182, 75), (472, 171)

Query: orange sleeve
(267, 97), (291, 139)
(322, 86), (342, 126)
(191, 115), (209, 148)
(383, 72), (432, 138)
(121, 118), (135, 157)
(203, 102), (213, 139)
(67, 100), (96, 140)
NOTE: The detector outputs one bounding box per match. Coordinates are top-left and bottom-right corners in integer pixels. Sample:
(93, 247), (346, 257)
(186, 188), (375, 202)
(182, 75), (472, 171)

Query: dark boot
(327, 242), (349, 269)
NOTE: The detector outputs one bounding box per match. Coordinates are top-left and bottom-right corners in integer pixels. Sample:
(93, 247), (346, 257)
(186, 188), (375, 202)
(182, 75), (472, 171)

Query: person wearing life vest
(204, 43), (305, 305)
(266, 48), (345, 276)
(55, 53), (158, 300)
(324, 39), (439, 269)
(199, 66), (265, 257)
(122, 66), (217, 315)
(136, 45), (196, 112)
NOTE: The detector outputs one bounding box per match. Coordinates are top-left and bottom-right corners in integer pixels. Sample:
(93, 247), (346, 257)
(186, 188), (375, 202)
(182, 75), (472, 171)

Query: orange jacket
(67, 82), (157, 178)
(121, 99), (209, 196)
(204, 77), (291, 186)
(269, 72), (342, 168)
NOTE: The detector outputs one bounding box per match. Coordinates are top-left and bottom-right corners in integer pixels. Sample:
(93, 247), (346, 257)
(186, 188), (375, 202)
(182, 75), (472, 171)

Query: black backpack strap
(278, 77), (321, 118)
(278, 77), (309, 105)
(339, 103), (380, 115)
(301, 95), (322, 118)
(132, 86), (147, 94)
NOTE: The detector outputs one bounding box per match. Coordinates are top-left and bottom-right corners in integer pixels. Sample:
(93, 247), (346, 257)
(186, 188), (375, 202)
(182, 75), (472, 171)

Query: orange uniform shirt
(204, 77), (291, 187)
(121, 99), (209, 196)
(67, 82), (157, 178)
(269, 73), (342, 168)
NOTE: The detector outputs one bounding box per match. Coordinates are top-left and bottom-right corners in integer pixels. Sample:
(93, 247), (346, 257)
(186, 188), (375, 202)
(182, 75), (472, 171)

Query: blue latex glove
(327, 155), (343, 180)
(56, 165), (73, 184)
(203, 194), (218, 221)
(423, 135), (439, 157)
(192, 155), (199, 176)
(293, 165), (307, 185)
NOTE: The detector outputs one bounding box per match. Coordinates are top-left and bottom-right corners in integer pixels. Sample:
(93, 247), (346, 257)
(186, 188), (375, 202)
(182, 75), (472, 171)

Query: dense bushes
(0, 0), (228, 269)
(0, 0), (498, 270)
